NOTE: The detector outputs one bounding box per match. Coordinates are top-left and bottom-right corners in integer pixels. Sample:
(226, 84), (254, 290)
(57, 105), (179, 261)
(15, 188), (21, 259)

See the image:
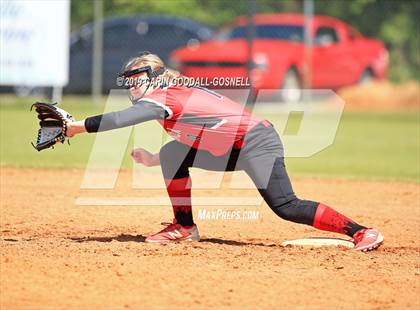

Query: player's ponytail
(161, 68), (182, 83)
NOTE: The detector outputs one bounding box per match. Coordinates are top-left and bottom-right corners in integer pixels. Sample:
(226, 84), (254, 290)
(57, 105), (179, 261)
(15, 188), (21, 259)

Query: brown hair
(123, 52), (181, 84)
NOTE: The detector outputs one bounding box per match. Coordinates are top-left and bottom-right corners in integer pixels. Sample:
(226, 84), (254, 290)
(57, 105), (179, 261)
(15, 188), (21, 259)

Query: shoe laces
(159, 220), (180, 232)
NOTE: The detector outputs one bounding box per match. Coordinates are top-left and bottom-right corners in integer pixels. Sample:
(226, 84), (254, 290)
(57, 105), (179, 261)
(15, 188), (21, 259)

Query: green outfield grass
(0, 95), (419, 182)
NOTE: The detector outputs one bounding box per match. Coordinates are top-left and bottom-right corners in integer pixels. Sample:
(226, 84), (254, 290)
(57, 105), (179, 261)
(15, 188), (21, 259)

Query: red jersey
(142, 86), (264, 156)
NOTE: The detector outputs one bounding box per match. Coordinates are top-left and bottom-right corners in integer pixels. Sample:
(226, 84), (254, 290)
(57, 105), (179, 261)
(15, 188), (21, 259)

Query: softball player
(66, 52), (383, 251)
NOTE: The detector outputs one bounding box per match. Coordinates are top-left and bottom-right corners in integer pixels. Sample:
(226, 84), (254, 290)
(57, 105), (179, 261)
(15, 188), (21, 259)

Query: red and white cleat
(352, 228), (384, 252)
(145, 220), (200, 243)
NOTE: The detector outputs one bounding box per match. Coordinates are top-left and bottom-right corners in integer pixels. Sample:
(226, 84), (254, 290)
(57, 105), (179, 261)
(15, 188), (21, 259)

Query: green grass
(284, 112), (420, 182)
(1, 95), (419, 182)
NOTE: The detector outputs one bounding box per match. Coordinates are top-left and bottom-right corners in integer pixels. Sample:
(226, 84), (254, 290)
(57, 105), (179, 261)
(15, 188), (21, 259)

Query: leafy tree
(70, 0), (419, 81)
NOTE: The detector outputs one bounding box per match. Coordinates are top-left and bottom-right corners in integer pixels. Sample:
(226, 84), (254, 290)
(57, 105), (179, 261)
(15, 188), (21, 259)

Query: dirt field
(1, 167), (419, 310)
(337, 80), (420, 111)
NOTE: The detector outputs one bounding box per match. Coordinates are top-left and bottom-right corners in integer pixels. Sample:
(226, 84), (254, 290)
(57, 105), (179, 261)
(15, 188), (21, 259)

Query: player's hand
(65, 121), (76, 137)
(131, 148), (160, 167)
(65, 120), (86, 138)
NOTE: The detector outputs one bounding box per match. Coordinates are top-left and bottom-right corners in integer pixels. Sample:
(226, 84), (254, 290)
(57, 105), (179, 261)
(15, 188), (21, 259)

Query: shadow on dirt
(66, 235), (278, 247)
(68, 234), (146, 243)
(200, 238), (277, 247)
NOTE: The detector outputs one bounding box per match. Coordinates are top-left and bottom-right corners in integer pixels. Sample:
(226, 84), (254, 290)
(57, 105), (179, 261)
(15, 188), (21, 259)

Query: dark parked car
(65, 15), (213, 93)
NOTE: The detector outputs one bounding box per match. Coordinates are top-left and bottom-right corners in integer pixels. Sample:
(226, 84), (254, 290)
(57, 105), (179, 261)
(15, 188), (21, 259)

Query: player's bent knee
(271, 198), (318, 225)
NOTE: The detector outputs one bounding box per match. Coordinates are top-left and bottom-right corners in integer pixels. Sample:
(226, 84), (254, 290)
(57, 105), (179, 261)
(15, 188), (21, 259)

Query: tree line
(70, 0), (419, 82)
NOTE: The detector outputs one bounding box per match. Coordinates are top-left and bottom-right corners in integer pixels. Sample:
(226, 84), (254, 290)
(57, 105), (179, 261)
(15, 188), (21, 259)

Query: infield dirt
(1, 167), (419, 309)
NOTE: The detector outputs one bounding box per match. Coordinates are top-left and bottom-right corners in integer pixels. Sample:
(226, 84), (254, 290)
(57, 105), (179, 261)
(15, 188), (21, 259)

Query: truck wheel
(359, 68), (374, 85)
(279, 68), (302, 103)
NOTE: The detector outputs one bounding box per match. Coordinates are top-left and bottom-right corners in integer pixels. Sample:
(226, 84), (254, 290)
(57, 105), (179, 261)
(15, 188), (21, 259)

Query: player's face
(128, 70), (151, 100)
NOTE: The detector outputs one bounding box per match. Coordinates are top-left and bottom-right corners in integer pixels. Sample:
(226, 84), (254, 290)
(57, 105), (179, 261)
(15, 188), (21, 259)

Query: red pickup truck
(170, 13), (388, 101)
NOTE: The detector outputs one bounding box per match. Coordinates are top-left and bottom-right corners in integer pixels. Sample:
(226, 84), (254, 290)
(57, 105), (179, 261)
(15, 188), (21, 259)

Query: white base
(281, 237), (355, 248)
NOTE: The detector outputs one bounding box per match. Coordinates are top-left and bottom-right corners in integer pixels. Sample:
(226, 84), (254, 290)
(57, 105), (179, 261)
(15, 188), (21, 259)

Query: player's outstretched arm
(66, 100), (168, 138)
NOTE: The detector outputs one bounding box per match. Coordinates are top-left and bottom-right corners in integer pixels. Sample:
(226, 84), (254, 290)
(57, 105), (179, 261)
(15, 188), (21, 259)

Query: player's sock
(313, 203), (366, 237)
(165, 177), (194, 227)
